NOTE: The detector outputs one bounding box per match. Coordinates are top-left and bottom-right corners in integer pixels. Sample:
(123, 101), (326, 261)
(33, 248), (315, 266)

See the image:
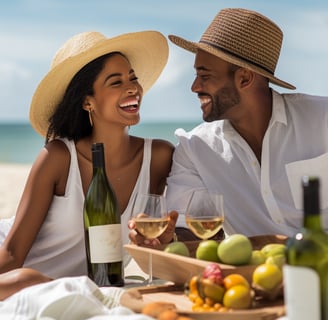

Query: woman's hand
(128, 210), (179, 247)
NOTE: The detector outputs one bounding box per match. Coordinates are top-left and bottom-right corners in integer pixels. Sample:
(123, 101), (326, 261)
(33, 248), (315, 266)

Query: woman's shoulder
(129, 136), (174, 156)
(26, 139), (72, 196)
(151, 138), (175, 159)
(44, 139), (71, 161)
(147, 139), (174, 194)
(33, 139), (71, 178)
(150, 139), (174, 174)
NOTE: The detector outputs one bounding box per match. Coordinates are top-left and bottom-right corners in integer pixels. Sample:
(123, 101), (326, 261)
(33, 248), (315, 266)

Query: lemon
(195, 240), (220, 262)
(252, 263), (283, 291)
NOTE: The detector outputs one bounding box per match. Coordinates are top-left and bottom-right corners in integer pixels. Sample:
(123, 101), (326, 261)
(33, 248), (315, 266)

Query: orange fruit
(223, 284), (252, 309)
(223, 273), (250, 290)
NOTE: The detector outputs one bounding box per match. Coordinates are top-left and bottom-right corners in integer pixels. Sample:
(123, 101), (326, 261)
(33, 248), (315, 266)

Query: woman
(0, 30), (176, 283)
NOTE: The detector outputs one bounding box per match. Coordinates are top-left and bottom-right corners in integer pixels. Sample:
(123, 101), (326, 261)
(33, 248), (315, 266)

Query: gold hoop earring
(88, 110), (93, 127)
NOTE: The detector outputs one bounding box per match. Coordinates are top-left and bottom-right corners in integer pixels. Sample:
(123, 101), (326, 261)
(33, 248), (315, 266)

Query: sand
(0, 163), (31, 219)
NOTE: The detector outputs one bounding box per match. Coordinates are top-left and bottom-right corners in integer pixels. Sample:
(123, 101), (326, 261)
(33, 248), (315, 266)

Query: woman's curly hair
(46, 52), (122, 143)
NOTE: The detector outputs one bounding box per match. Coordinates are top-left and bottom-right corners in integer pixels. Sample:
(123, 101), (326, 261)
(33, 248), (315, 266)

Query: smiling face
(191, 50), (240, 122)
(85, 53), (143, 128)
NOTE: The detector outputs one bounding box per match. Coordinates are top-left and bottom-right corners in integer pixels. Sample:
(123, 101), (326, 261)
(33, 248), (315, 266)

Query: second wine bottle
(83, 142), (124, 287)
(284, 176), (328, 320)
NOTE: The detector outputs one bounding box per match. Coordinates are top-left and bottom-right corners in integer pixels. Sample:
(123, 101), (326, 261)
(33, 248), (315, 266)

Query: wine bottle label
(88, 224), (123, 263)
(284, 265), (321, 320)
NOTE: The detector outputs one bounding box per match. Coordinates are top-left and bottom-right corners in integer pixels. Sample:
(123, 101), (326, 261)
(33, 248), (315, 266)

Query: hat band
(200, 40), (274, 75)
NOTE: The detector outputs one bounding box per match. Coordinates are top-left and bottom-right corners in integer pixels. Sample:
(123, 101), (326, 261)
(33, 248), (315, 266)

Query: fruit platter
(122, 234), (287, 319)
(120, 283), (285, 320)
(124, 234), (287, 284)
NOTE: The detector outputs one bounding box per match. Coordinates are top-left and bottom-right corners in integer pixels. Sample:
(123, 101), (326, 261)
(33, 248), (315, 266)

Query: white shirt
(166, 90), (328, 237)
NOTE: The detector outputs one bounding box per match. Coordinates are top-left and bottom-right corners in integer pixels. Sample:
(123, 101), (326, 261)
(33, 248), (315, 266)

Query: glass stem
(148, 252), (153, 285)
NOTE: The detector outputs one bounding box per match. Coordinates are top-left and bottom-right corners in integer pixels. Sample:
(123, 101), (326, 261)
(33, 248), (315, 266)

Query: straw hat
(30, 31), (169, 136)
(169, 8), (295, 90)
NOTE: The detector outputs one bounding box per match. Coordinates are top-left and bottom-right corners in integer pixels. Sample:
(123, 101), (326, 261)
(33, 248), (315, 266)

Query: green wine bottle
(84, 143), (124, 287)
(284, 176), (328, 320)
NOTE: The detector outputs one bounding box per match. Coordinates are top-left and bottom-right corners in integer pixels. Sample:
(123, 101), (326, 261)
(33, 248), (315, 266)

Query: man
(165, 7), (328, 238)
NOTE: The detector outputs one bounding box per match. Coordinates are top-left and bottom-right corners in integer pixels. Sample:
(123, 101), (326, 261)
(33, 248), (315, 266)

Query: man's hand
(128, 210), (179, 247)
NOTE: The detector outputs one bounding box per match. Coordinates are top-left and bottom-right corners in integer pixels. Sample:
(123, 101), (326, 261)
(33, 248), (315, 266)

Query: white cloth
(167, 90), (328, 237)
(0, 276), (154, 320)
(0, 138), (152, 279)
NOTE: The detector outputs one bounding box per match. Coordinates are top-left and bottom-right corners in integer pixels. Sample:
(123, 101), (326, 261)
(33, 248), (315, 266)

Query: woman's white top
(0, 138), (152, 279)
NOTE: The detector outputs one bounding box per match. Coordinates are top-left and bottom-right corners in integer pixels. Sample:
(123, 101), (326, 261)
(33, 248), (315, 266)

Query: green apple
(217, 234), (252, 265)
(164, 241), (190, 257)
(196, 240), (220, 262)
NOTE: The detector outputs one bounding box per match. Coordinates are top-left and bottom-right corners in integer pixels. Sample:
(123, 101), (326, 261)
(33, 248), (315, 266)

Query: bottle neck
(303, 213), (323, 231)
(302, 177), (322, 231)
(92, 143), (105, 170)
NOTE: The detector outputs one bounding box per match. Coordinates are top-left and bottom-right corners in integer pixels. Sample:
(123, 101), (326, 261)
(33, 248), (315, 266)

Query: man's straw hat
(169, 8), (295, 90)
(30, 31), (168, 136)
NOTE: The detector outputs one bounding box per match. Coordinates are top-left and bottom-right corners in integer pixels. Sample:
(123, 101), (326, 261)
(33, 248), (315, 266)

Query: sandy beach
(0, 163), (31, 219)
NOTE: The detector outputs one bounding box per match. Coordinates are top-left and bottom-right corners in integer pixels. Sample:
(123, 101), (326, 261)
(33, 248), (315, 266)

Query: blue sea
(0, 121), (200, 164)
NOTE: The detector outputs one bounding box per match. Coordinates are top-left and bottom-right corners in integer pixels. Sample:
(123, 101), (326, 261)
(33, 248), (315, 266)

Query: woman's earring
(88, 110), (93, 127)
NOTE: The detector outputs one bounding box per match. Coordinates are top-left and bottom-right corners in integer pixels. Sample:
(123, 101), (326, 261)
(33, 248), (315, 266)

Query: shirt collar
(222, 89), (288, 134)
(271, 89), (287, 125)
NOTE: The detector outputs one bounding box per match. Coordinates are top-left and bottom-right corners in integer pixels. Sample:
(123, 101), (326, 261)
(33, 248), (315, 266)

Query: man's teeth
(200, 97), (211, 106)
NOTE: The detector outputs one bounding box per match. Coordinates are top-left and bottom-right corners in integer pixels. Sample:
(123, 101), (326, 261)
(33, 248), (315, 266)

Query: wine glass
(130, 193), (169, 285)
(185, 189), (225, 240)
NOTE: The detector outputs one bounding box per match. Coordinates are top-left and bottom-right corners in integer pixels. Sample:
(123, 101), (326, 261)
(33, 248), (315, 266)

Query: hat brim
(169, 35), (295, 90)
(30, 31), (168, 137)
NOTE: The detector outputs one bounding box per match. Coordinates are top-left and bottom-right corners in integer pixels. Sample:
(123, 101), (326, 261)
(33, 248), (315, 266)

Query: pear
(261, 243), (286, 259)
(249, 250), (266, 265)
(265, 254), (286, 269)
(200, 278), (225, 302)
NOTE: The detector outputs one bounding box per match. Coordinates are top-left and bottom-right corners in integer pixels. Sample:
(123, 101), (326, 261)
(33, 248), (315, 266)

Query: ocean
(0, 121), (200, 164)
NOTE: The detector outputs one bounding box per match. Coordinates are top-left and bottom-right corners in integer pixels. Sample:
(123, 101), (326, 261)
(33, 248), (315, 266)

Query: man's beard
(204, 84), (240, 122)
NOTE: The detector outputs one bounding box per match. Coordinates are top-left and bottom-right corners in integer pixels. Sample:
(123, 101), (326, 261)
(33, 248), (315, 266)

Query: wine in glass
(130, 193), (169, 285)
(185, 189), (224, 240)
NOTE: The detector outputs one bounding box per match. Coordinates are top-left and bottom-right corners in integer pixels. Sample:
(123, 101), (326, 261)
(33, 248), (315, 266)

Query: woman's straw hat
(30, 31), (168, 136)
(169, 8), (295, 90)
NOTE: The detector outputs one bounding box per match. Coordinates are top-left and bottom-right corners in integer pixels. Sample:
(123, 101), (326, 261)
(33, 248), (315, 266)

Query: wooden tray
(124, 234), (287, 285)
(120, 284), (285, 320)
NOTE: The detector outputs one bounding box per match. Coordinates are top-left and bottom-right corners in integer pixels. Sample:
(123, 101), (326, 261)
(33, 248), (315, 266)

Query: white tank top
(0, 138), (152, 279)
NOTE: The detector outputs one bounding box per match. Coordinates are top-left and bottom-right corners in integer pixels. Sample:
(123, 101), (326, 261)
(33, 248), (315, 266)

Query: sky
(0, 0), (328, 123)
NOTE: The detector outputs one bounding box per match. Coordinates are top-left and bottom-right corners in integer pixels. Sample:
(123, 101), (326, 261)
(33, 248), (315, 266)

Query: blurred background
(0, 0), (327, 163)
